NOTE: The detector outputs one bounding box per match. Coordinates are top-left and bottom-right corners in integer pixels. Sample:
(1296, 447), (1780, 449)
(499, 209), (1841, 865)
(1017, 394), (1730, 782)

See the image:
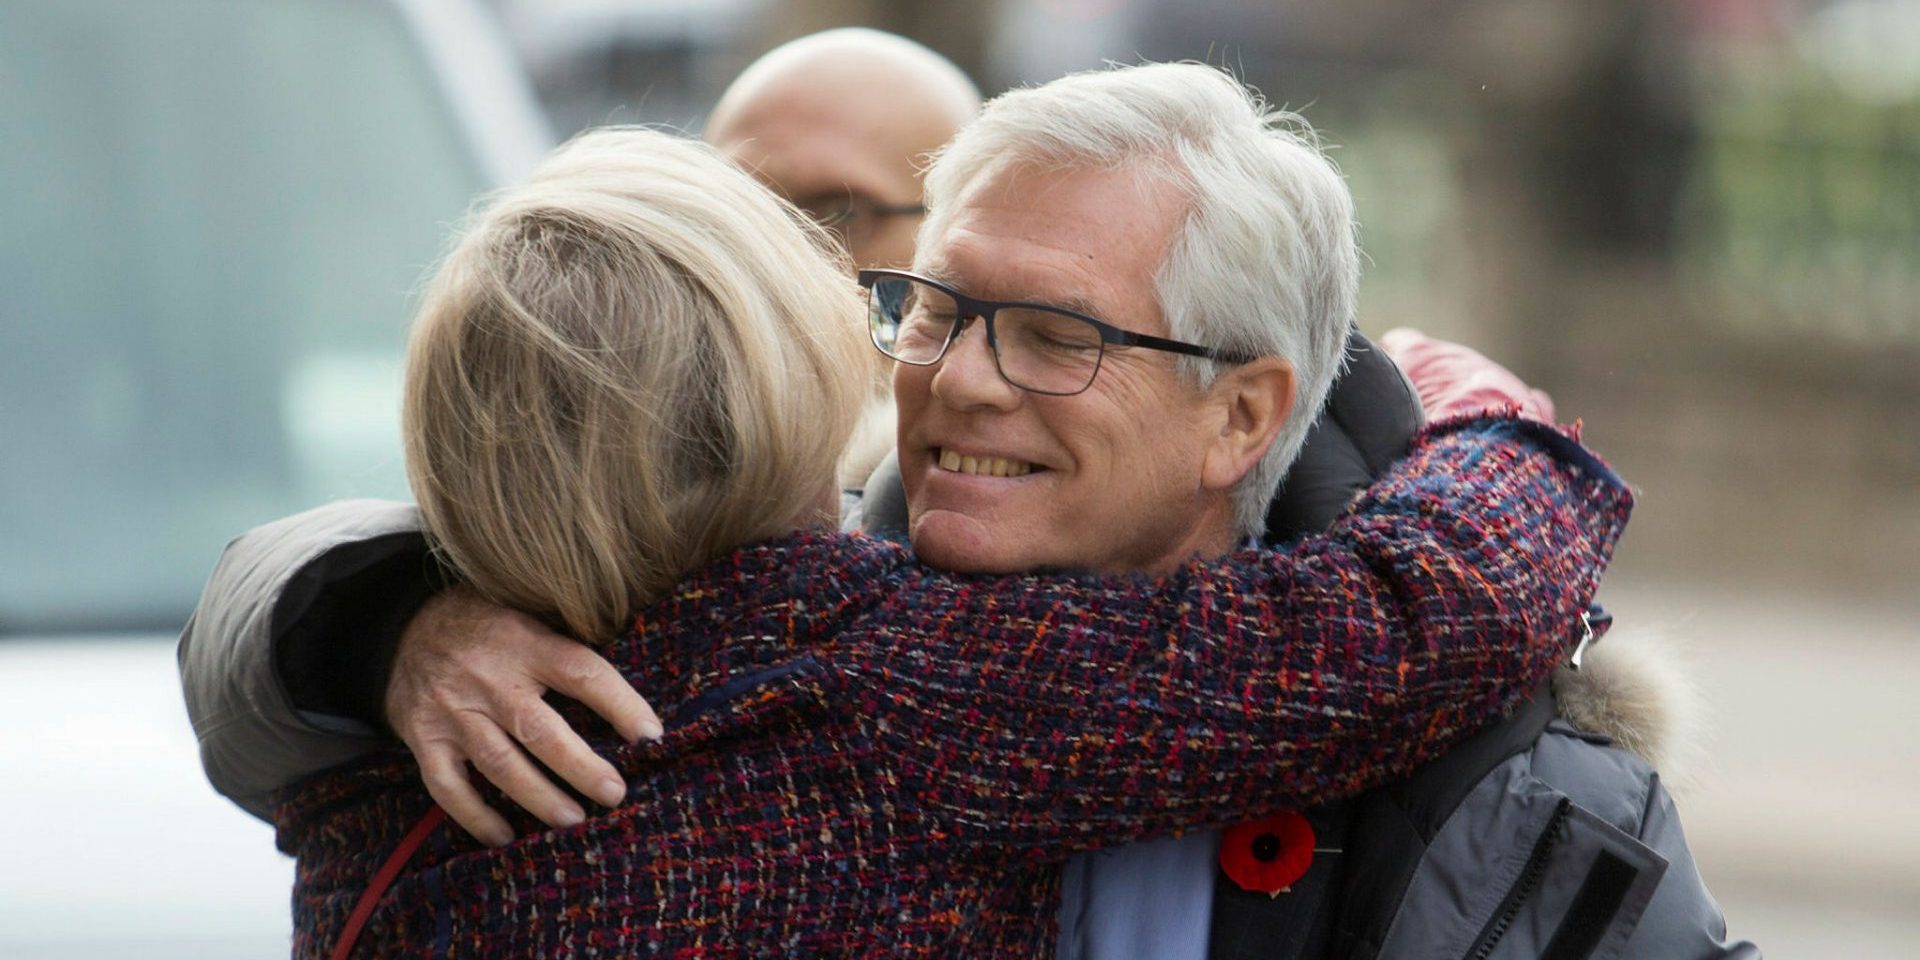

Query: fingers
(387, 586), (656, 839)
(503, 695), (630, 810)
(417, 742), (515, 848)
(457, 711), (588, 834)
(412, 697), (629, 846)
(536, 643), (665, 745)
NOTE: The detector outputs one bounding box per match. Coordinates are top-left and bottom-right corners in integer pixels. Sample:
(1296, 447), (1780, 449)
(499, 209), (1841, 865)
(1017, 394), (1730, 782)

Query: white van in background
(0, 1), (549, 955)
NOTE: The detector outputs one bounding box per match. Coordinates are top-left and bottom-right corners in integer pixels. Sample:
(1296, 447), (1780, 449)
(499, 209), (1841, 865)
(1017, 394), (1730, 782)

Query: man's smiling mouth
(936, 448), (1039, 478)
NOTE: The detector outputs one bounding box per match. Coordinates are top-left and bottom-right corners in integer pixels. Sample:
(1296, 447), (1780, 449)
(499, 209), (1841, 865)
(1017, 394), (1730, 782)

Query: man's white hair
(918, 62), (1359, 538)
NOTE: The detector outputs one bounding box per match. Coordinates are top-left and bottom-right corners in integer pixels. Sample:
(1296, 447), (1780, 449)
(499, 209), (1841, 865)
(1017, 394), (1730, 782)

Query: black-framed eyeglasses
(792, 192), (926, 250)
(859, 269), (1258, 396)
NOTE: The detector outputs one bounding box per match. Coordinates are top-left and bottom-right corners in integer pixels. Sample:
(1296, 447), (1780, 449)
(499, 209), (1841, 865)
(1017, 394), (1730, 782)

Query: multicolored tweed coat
(277, 415), (1632, 959)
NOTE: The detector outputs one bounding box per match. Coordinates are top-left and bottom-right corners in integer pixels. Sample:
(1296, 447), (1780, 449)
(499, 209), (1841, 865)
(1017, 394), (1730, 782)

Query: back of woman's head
(404, 128), (869, 642)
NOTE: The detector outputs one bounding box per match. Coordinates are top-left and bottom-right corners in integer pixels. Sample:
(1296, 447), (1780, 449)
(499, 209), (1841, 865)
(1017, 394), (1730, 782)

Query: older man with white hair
(179, 60), (1751, 958)
(874, 62), (1356, 957)
(886, 65), (1355, 576)
(860, 63), (1749, 959)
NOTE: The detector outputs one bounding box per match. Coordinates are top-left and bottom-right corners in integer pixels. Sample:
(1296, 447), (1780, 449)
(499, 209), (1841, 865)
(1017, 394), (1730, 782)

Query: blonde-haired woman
(277, 128), (1628, 957)
(400, 129), (868, 641)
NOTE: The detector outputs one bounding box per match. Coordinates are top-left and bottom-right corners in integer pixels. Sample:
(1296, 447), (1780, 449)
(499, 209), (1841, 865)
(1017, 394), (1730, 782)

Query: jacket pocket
(1463, 794), (1669, 960)
(1377, 771), (1669, 960)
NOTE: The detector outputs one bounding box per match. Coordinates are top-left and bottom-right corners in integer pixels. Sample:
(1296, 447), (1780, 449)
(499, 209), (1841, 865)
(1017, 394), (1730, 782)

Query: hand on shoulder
(385, 586), (663, 846)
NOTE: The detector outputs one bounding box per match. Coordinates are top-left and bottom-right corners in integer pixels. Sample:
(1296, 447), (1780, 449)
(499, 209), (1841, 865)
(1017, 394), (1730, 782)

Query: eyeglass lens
(867, 276), (1105, 395)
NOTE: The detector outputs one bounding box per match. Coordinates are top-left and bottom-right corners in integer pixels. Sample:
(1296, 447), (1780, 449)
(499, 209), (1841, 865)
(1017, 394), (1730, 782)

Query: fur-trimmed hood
(1552, 626), (1708, 785)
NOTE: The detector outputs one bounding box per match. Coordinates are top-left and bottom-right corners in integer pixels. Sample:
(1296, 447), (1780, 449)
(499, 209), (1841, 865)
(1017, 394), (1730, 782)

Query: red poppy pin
(1220, 811), (1315, 897)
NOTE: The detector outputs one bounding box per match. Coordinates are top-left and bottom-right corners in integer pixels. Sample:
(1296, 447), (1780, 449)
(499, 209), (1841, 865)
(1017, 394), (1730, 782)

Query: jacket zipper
(1460, 797), (1572, 960)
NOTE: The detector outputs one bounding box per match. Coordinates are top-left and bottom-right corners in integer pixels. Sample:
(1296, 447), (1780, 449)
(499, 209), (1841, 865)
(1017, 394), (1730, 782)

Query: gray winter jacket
(1391, 720), (1737, 959)
(1322, 637), (1760, 960)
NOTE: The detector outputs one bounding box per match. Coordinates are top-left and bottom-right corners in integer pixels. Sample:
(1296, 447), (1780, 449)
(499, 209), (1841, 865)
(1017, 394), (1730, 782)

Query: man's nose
(929, 317), (1021, 410)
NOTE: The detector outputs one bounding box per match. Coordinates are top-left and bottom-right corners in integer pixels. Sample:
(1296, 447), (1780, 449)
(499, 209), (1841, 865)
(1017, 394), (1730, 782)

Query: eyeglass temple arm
(1107, 328), (1254, 364)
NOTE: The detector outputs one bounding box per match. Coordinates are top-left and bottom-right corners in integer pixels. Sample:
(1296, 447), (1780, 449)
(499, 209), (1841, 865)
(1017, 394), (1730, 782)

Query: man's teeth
(937, 448), (1034, 477)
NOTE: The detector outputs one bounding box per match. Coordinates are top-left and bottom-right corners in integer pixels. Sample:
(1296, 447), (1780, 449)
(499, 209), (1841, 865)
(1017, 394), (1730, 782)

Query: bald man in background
(701, 28), (983, 482)
(704, 27), (981, 270)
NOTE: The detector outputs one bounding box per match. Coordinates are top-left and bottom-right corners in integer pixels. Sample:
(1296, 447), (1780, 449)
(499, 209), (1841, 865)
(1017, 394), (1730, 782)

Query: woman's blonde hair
(404, 128), (869, 642)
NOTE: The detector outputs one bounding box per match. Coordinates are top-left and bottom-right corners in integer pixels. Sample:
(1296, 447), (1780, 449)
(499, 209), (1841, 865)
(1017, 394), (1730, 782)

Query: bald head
(706, 29), (980, 269)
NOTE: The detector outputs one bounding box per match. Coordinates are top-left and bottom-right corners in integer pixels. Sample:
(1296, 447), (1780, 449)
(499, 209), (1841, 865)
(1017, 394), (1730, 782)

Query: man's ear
(1201, 357), (1294, 493)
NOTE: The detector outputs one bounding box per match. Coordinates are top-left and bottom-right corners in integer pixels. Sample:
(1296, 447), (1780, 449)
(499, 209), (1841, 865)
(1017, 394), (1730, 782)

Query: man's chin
(907, 509), (1040, 574)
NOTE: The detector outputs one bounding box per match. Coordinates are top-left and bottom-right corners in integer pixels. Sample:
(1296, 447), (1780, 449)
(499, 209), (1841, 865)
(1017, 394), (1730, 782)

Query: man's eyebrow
(911, 264), (1105, 317)
(1005, 290), (1106, 318)
(1043, 295), (1105, 317)
(913, 260), (957, 285)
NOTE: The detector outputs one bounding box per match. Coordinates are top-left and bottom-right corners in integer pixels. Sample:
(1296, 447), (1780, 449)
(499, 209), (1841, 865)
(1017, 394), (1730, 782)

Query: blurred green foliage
(1684, 47), (1920, 346)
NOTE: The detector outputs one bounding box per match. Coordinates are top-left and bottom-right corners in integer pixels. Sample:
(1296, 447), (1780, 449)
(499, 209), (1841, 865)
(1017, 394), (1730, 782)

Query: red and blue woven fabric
(276, 414), (1632, 958)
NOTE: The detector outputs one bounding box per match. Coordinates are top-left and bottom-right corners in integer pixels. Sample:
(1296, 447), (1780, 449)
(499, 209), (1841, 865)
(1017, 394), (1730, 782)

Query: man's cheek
(892, 362), (928, 398)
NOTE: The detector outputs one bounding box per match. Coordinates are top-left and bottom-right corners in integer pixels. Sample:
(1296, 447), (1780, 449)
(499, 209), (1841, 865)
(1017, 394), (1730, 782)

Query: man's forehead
(718, 129), (897, 204)
(712, 92), (922, 200)
(915, 165), (1186, 326)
